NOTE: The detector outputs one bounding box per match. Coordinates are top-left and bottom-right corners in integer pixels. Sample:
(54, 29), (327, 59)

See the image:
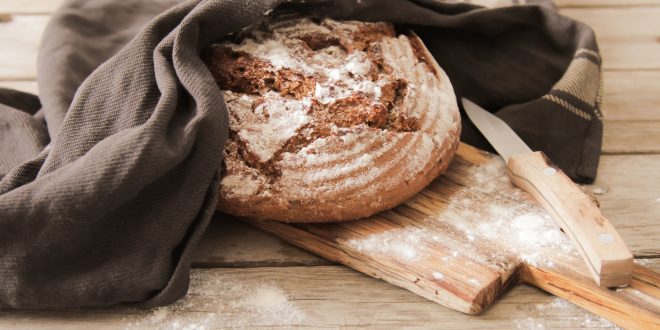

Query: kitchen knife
(462, 98), (633, 287)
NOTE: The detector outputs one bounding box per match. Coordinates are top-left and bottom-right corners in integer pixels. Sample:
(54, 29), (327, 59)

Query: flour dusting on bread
(204, 17), (460, 222)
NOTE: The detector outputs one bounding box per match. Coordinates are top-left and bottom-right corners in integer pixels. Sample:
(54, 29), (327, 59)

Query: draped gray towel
(0, 0), (603, 309)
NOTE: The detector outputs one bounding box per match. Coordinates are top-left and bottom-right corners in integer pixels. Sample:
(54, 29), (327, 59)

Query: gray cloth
(0, 0), (603, 309)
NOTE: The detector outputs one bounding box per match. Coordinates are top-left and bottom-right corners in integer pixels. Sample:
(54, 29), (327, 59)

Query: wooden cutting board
(242, 143), (659, 329)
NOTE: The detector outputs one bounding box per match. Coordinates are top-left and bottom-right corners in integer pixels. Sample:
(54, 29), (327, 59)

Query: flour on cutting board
(449, 158), (580, 266)
(124, 271), (304, 329)
(345, 156), (581, 285)
(348, 228), (427, 261)
(515, 297), (621, 329)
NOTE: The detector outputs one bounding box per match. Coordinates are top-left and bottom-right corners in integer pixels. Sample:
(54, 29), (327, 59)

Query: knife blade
(462, 98), (633, 287)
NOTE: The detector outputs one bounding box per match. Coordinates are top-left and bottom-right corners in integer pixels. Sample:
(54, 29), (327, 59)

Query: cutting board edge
(243, 218), (523, 315)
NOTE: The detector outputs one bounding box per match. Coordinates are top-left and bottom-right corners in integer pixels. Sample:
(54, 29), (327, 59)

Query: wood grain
(590, 155), (660, 258)
(1, 263), (657, 329)
(0, 15), (47, 80)
(603, 121), (660, 154)
(562, 7), (660, 39)
(602, 71), (660, 121)
(0, 0), (63, 15)
(562, 7), (660, 70)
(0, 80), (38, 94)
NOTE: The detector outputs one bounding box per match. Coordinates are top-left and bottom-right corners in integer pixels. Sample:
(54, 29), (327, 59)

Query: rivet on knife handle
(507, 151), (633, 287)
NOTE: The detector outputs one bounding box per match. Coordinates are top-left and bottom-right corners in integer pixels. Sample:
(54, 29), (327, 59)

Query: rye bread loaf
(204, 17), (460, 222)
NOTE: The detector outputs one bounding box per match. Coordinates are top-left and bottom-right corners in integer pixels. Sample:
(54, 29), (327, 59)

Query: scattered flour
(239, 284), (303, 322)
(123, 271), (304, 329)
(634, 258), (653, 266)
(445, 157), (580, 267)
(344, 156), (581, 287)
(431, 272), (445, 280)
(348, 228), (427, 261)
(236, 94), (312, 163)
(514, 297), (621, 329)
(230, 19), (386, 106)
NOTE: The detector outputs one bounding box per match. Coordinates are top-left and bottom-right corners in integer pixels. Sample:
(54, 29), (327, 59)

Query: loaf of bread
(204, 17), (460, 222)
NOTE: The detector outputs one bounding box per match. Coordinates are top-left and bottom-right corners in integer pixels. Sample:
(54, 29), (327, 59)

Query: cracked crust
(204, 18), (461, 222)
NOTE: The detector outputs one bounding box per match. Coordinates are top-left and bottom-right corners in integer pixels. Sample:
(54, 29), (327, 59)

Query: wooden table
(0, 1), (658, 328)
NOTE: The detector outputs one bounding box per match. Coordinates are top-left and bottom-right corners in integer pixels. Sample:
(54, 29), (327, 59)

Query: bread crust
(205, 18), (460, 222)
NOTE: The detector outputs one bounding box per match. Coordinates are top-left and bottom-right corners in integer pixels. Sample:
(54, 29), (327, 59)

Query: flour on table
(514, 297), (621, 329)
(123, 270), (305, 329)
(634, 258), (653, 266)
(239, 284), (304, 323)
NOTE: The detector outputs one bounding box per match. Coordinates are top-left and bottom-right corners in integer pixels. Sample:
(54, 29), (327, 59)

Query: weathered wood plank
(561, 7), (660, 39)
(588, 155), (660, 257)
(0, 0), (63, 15)
(603, 121), (660, 154)
(599, 43), (660, 71)
(0, 15), (47, 80)
(602, 71), (660, 121)
(1, 262), (657, 329)
(560, 7), (660, 70)
(0, 80), (38, 94)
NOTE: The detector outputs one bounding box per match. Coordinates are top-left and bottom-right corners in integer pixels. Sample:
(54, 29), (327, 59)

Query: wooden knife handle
(507, 151), (633, 287)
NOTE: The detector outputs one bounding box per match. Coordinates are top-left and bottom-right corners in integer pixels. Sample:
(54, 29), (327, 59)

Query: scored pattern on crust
(204, 18), (460, 222)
